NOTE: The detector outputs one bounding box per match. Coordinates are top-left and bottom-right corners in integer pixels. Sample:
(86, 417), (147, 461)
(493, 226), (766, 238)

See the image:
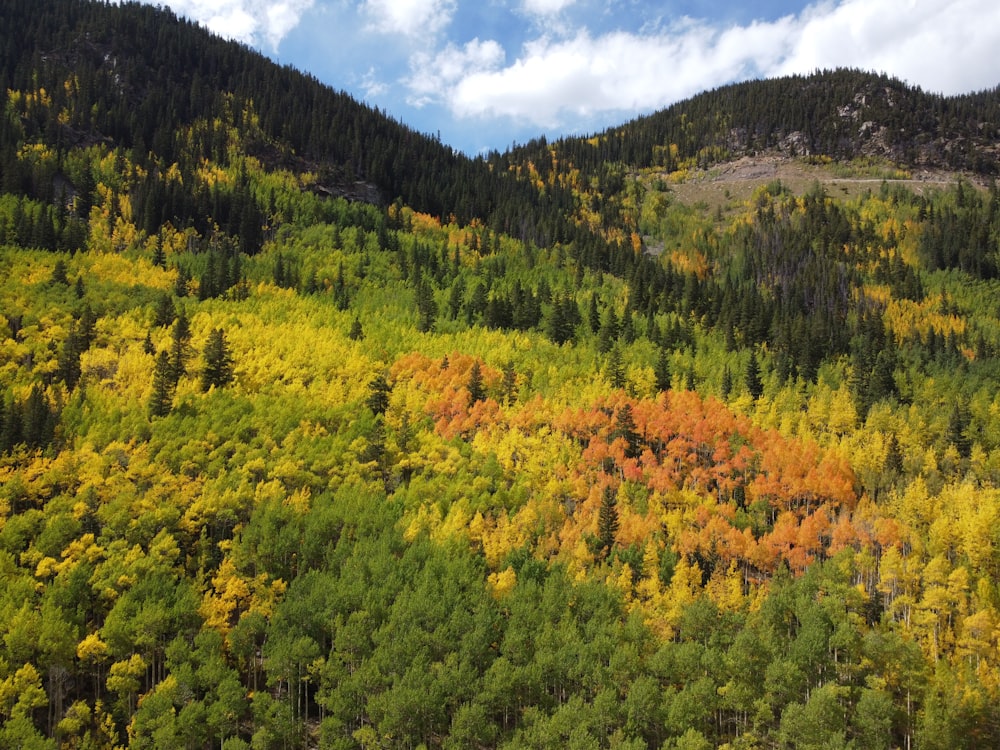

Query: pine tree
(57, 323), (83, 389)
(200, 328), (234, 391)
(148, 351), (175, 417)
(174, 265), (191, 297)
(606, 344), (626, 390)
(153, 293), (175, 328)
(468, 361), (485, 405)
(654, 347), (672, 392)
(947, 403), (971, 458)
(745, 351), (764, 400)
(884, 433), (904, 476)
(721, 366), (733, 399)
(611, 403), (642, 459)
(415, 273), (437, 332)
(50, 258), (69, 285)
(501, 360), (518, 404)
(597, 485), (620, 559)
(366, 373), (391, 416)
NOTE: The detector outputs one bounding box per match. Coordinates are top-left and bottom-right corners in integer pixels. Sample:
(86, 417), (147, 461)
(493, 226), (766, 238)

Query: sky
(139, 0), (1000, 155)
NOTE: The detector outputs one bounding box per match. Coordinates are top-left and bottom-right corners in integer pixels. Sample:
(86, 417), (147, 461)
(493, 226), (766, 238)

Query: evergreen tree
(50, 258), (69, 285)
(56, 323), (83, 389)
(611, 403), (642, 459)
(366, 373), (391, 416)
(588, 294), (600, 333)
(597, 306), (619, 353)
(200, 328), (234, 391)
(467, 361), (485, 405)
(947, 403), (971, 458)
(654, 347), (672, 392)
(153, 293), (176, 328)
(174, 265), (191, 297)
(606, 344), (626, 390)
(22, 385), (55, 450)
(721, 366), (733, 399)
(884, 433), (904, 477)
(501, 360), (518, 404)
(415, 273), (437, 332)
(148, 351), (175, 417)
(745, 351), (764, 400)
(152, 236), (166, 267)
(597, 485), (620, 559)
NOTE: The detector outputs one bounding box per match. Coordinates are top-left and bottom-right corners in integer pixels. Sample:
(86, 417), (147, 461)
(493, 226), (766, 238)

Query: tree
(745, 351), (764, 400)
(415, 273), (437, 332)
(947, 403), (971, 458)
(606, 344), (626, 390)
(348, 316), (364, 341)
(655, 347), (672, 392)
(597, 485), (620, 559)
(366, 373), (391, 416)
(468, 361), (485, 405)
(720, 366), (732, 399)
(50, 258), (69, 285)
(201, 328), (234, 391)
(149, 350), (175, 417)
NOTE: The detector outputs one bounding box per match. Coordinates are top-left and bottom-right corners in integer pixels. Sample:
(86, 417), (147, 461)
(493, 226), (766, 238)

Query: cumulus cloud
(362, 0), (458, 37)
(152, 0), (315, 49)
(405, 38), (506, 107)
(521, 0), (577, 16)
(415, 0), (1000, 127)
(775, 0), (1000, 94)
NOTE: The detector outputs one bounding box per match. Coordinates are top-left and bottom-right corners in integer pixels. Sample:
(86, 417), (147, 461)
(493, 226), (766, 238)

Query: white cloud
(150, 0), (315, 49)
(361, 0), (457, 37)
(775, 0), (1000, 94)
(417, 0), (1000, 128)
(361, 67), (390, 98)
(521, 0), (577, 16)
(406, 38), (506, 107)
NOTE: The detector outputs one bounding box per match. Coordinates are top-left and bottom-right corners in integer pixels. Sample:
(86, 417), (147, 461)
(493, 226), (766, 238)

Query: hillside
(3, 1), (1000, 749)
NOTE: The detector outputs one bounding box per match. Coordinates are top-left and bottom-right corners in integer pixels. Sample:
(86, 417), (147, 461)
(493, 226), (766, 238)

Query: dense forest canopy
(4, 1), (1000, 748)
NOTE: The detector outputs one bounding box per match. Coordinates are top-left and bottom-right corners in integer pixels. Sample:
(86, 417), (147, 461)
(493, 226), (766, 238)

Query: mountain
(4, 1), (1000, 749)
(0, 0), (578, 244)
(507, 69), (1000, 178)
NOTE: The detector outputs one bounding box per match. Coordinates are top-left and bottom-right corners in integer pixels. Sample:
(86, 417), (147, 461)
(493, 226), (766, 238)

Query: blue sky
(141, 1), (1000, 155)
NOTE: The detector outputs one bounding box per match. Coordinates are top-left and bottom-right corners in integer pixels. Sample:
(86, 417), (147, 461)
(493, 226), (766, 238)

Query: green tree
(201, 328), (235, 391)
(366, 373), (391, 416)
(745, 351), (764, 400)
(468, 361), (485, 405)
(149, 351), (175, 417)
(597, 485), (620, 559)
(654, 347), (672, 392)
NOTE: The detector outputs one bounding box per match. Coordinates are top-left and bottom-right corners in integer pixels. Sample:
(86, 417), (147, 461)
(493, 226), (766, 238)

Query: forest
(4, 1), (1000, 748)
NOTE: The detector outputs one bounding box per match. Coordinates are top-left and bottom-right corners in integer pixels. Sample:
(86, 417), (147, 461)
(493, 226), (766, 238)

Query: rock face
(311, 180), (384, 206)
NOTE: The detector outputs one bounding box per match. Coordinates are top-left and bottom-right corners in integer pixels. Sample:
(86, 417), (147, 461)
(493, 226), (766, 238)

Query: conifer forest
(4, 1), (1000, 747)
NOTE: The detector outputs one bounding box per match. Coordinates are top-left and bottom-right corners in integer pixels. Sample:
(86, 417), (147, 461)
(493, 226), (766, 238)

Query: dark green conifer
(745, 352), (764, 400)
(366, 373), (391, 416)
(200, 328), (234, 391)
(597, 485), (619, 559)
(654, 347), (672, 392)
(468, 361), (485, 405)
(148, 351), (175, 417)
